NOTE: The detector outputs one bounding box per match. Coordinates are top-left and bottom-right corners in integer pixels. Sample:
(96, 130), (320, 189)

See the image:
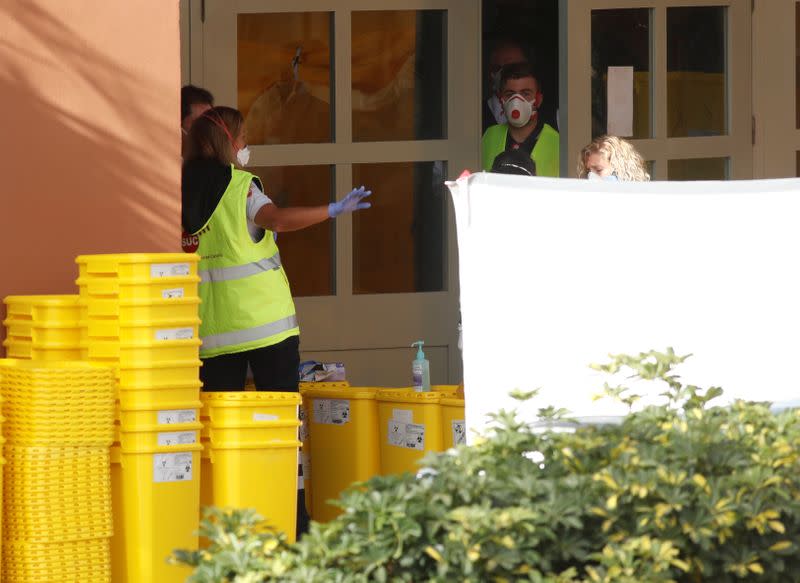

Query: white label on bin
(157, 409), (197, 425)
(452, 420), (466, 446)
(157, 431), (197, 446)
(151, 263), (191, 278)
(155, 327), (194, 341)
(392, 409), (413, 424)
(404, 423), (425, 450)
(388, 420), (405, 446)
(387, 420), (425, 450)
(312, 399), (350, 425)
(153, 452), (193, 483)
(253, 412), (279, 421)
(162, 288), (185, 299)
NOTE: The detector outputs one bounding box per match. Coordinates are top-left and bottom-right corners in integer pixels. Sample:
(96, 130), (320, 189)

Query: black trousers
(200, 335), (300, 392)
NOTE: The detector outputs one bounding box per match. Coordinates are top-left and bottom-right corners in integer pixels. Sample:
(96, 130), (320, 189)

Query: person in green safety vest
(182, 106), (372, 392)
(481, 61), (560, 177)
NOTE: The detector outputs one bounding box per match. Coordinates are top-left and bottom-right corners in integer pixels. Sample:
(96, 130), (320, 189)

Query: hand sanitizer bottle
(411, 341), (431, 392)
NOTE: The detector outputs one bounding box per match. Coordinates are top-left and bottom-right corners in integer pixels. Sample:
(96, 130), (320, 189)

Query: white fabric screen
(448, 173), (800, 441)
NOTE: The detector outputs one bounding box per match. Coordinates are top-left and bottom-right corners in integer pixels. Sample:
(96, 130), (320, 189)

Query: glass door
(188, 0), (481, 385)
(561, 0), (752, 180)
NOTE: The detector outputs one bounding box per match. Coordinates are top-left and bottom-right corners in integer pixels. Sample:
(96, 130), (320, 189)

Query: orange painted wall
(0, 1), (181, 350)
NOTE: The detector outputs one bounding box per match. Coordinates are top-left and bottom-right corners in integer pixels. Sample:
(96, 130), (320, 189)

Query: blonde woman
(577, 135), (650, 182)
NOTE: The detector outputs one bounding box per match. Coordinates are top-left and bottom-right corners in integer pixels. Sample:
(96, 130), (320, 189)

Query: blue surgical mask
(587, 171), (618, 182)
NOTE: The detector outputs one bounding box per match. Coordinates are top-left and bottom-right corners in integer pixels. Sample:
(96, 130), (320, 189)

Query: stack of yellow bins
(200, 391), (301, 541)
(3, 295), (82, 361)
(0, 360), (114, 583)
(76, 253), (202, 583)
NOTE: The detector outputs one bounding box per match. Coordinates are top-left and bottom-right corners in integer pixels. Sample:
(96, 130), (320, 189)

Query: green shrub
(174, 349), (800, 582)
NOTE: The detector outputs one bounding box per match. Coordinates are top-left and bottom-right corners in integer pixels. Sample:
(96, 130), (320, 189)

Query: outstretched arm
(254, 187), (372, 233)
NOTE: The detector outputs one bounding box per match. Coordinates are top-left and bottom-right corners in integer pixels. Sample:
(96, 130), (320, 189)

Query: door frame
(751, 0), (796, 179)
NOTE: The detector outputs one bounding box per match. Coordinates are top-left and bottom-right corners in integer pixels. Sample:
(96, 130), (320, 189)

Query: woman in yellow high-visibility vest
(182, 106), (372, 391)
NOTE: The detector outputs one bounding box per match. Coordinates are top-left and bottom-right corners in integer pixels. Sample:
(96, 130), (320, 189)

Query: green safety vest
(481, 122), (560, 177)
(191, 166), (299, 359)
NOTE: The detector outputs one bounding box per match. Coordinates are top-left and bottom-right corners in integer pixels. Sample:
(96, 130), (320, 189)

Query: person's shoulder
(541, 123), (559, 138)
(483, 123), (508, 138)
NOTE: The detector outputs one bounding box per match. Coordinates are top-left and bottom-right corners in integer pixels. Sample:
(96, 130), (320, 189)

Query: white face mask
(502, 94), (535, 128)
(587, 171), (618, 182)
(236, 146), (251, 167)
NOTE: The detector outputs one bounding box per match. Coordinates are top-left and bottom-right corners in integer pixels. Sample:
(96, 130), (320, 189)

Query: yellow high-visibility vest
(190, 166), (299, 358)
(481, 122), (560, 177)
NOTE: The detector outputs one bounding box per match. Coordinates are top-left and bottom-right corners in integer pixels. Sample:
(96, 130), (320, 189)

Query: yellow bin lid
(201, 391), (301, 406)
(302, 386), (377, 400)
(376, 389), (444, 404)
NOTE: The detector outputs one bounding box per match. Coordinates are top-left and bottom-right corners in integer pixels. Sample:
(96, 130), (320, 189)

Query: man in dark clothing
(180, 85), (214, 158)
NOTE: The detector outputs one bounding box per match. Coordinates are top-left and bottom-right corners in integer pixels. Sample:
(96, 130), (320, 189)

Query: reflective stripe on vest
(201, 314), (299, 351)
(199, 251), (282, 283)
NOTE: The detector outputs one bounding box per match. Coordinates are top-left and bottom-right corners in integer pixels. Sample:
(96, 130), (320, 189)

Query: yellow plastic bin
(117, 421), (201, 450)
(202, 420), (300, 445)
(87, 318), (200, 344)
(4, 537), (111, 582)
(0, 360), (115, 445)
(203, 440), (300, 541)
(3, 320), (83, 345)
(440, 396), (466, 448)
(303, 386), (380, 522)
(201, 391), (301, 446)
(86, 296), (201, 323)
(116, 361), (202, 389)
(87, 338), (201, 365)
(201, 391), (300, 424)
(76, 252), (200, 280)
(376, 389), (445, 476)
(3, 339), (83, 361)
(118, 382), (202, 409)
(76, 275), (200, 301)
(3, 294), (81, 323)
(110, 443), (201, 583)
(117, 400), (201, 427)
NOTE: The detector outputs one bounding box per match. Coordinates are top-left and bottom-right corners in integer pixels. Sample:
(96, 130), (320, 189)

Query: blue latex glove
(328, 186), (372, 218)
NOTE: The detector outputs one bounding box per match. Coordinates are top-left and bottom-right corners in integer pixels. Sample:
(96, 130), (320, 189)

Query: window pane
(667, 7), (726, 137)
(352, 11), (447, 142)
(238, 13), (333, 145)
(591, 9), (651, 139)
(249, 165), (335, 297)
(668, 158), (729, 181)
(352, 161), (446, 294)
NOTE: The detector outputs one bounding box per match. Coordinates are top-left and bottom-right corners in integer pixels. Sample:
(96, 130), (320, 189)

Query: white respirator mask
(236, 146), (251, 167)
(502, 93), (536, 128)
